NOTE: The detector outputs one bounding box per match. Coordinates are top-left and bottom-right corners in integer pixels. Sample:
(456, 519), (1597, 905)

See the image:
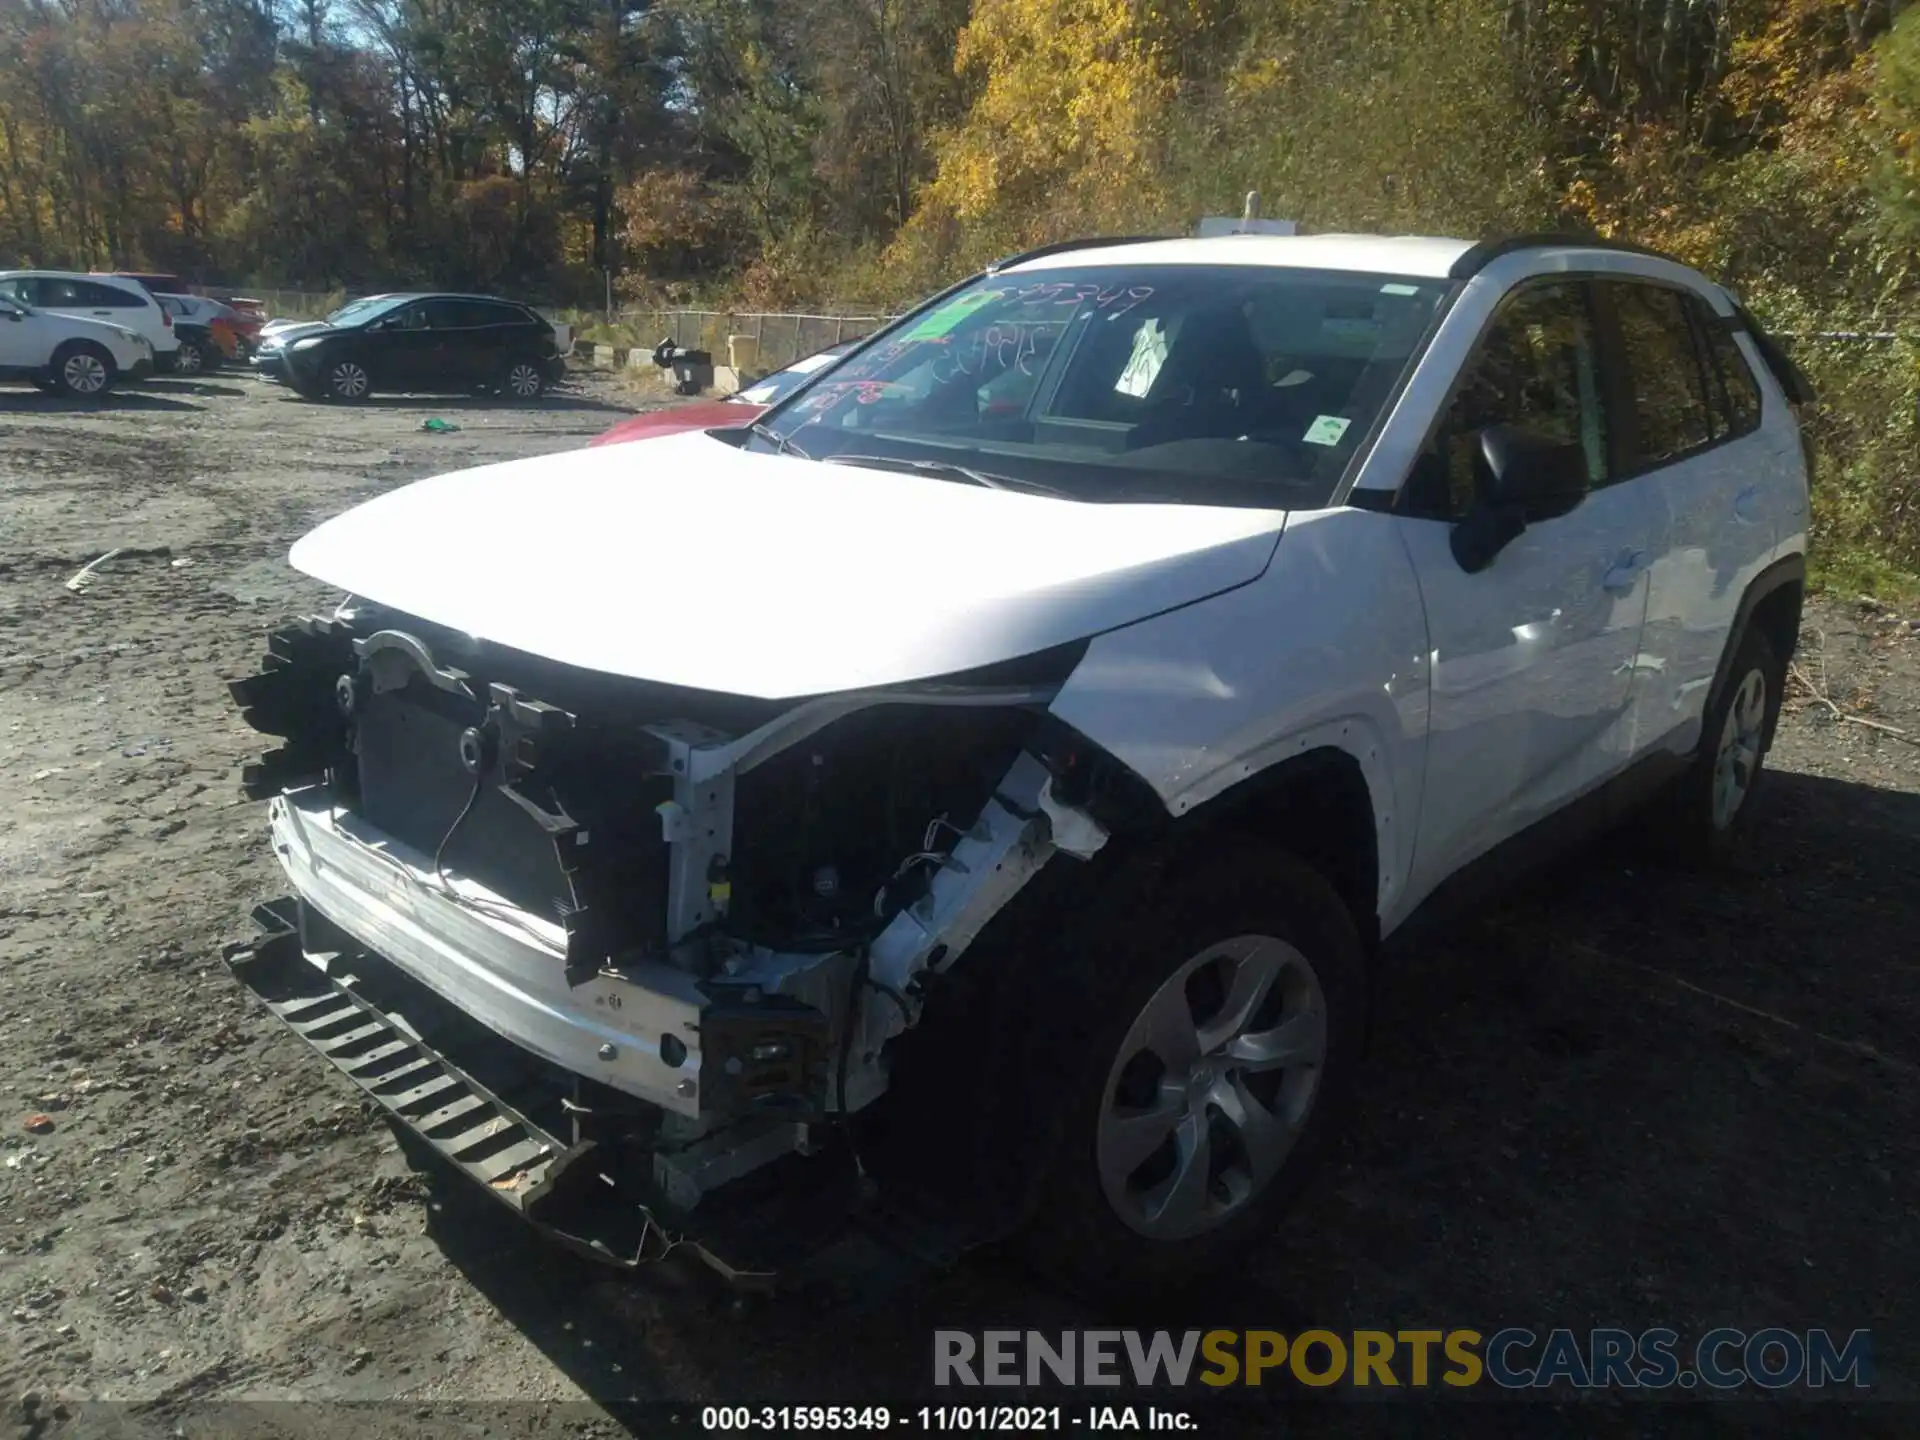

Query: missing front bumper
(269, 785), (710, 1116)
(224, 899), (973, 1295)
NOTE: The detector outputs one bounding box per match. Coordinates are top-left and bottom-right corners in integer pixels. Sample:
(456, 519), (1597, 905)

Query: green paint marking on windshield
(900, 290), (998, 341)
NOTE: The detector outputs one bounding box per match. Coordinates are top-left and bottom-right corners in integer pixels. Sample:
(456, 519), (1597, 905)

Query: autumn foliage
(4, 0), (1920, 580)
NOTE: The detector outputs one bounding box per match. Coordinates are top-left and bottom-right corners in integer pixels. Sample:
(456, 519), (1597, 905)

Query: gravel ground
(2, 371), (1917, 1435)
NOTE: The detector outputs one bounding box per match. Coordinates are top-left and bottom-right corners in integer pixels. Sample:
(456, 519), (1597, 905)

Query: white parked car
(0, 289), (154, 396)
(0, 270), (181, 369)
(226, 232), (1811, 1295)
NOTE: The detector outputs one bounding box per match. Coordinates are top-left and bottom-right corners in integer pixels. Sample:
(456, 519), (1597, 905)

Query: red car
(589, 340), (857, 447)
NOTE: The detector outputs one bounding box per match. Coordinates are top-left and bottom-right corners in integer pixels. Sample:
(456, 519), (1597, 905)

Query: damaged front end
(224, 601), (1113, 1287)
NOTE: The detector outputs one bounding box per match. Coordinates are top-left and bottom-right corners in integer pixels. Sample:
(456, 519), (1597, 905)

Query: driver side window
(1405, 280), (1610, 520)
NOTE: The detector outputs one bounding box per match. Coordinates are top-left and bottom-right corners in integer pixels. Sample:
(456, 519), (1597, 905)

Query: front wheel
(173, 338), (209, 376)
(48, 341), (115, 399)
(1015, 845), (1367, 1295)
(323, 357), (373, 403)
(500, 358), (548, 401)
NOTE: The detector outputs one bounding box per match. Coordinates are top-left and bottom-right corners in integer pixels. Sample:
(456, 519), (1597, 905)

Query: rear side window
(1608, 282), (1716, 467)
(1699, 312), (1762, 439)
(81, 280), (146, 308)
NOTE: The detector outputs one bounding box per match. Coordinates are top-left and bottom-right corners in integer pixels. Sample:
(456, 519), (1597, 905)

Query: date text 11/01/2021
(699, 1407), (1194, 1432)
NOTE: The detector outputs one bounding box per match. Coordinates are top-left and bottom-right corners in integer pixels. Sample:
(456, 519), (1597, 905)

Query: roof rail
(1448, 231), (1687, 281)
(985, 234), (1169, 273)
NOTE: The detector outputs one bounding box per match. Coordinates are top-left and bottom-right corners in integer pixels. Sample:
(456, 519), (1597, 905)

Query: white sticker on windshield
(1302, 415), (1352, 446)
(1114, 319), (1169, 398)
(1380, 283), (1421, 296)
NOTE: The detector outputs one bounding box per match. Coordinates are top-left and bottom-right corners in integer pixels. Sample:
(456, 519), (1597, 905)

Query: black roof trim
(1448, 232), (1688, 281)
(985, 234), (1170, 273)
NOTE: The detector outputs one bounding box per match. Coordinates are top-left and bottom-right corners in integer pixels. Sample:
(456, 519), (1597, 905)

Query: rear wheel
(1012, 845), (1366, 1295)
(1648, 625), (1784, 864)
(48, 341), (115, 399)
(500, 358), (548, 401)
(324, 357), (373, 403)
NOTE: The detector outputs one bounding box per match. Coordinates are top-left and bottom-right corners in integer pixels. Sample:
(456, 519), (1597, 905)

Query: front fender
(1049, 508), (1431, 928)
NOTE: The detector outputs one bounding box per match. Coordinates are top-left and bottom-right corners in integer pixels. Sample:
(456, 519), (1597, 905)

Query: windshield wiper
(749, 420), (811, 460)
(821, 453), (1070, 497)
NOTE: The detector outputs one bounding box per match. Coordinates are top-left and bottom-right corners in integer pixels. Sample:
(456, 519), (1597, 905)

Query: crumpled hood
(289, 429), (1288, 699)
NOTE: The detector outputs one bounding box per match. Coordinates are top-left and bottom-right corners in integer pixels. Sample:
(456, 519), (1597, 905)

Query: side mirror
(1450, 423), (1588, 573)
(1480, 424), (1588, 516)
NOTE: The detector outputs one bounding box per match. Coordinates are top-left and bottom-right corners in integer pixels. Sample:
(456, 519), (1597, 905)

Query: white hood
(289, 430), (1288, 699)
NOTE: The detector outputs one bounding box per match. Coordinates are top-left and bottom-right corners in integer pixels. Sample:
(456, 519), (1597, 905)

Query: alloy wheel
(175, 343), (203, 375)
(62, 352), (108, 395)
(329, 361), (370, 400)
(506, 362), (543, 398)
(1712, 667), (1768, 829)
(1096, 934), (1328, 1241)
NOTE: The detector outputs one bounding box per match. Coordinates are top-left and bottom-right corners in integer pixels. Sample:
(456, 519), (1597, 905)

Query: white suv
(225, 232), (1810, 1294)
(0, 270), (180, 369)
(0, 290), (154, 396)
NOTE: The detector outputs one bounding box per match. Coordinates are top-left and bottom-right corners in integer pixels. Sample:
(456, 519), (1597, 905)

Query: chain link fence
(184, 284), (342, 316)
(607, 309), (899, 373)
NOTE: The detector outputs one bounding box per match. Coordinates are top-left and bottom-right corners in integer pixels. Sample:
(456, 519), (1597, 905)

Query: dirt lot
(2, 370), (1918, 1434)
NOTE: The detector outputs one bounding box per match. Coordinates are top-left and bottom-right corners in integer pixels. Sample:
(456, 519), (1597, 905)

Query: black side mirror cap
(1448, 424), (1588, 573)
(1450, 502), (1526, 573)
(1479, 423), (1588, 517)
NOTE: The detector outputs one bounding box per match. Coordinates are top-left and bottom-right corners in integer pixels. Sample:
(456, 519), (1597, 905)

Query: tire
(1649, 625), (1784, 865)
(173, 338), (208, 376)
(323, 356), (373, 403)
(500, 357), (548, 402)
(47, 341), (115, 399)
(1010, 844), (1367, 1296)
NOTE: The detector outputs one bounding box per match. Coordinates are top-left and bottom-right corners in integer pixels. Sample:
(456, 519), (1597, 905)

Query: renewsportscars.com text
(933, 1328), (1873, 1391)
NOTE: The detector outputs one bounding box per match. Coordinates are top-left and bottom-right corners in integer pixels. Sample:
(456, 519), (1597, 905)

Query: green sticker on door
(1302, 414), (1352, 446)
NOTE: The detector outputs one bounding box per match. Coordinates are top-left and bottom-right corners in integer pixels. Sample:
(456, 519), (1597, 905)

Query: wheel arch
(1025, 715), (1389, 949)
(1709, 551), (1804, 751)
(1167, 743), (1385, 949)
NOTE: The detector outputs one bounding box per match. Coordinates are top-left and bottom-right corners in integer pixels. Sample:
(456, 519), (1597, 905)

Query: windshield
(735, 342), (857, 406)
(325, 295), (408, 327)
(755, 265), (1450, 507)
